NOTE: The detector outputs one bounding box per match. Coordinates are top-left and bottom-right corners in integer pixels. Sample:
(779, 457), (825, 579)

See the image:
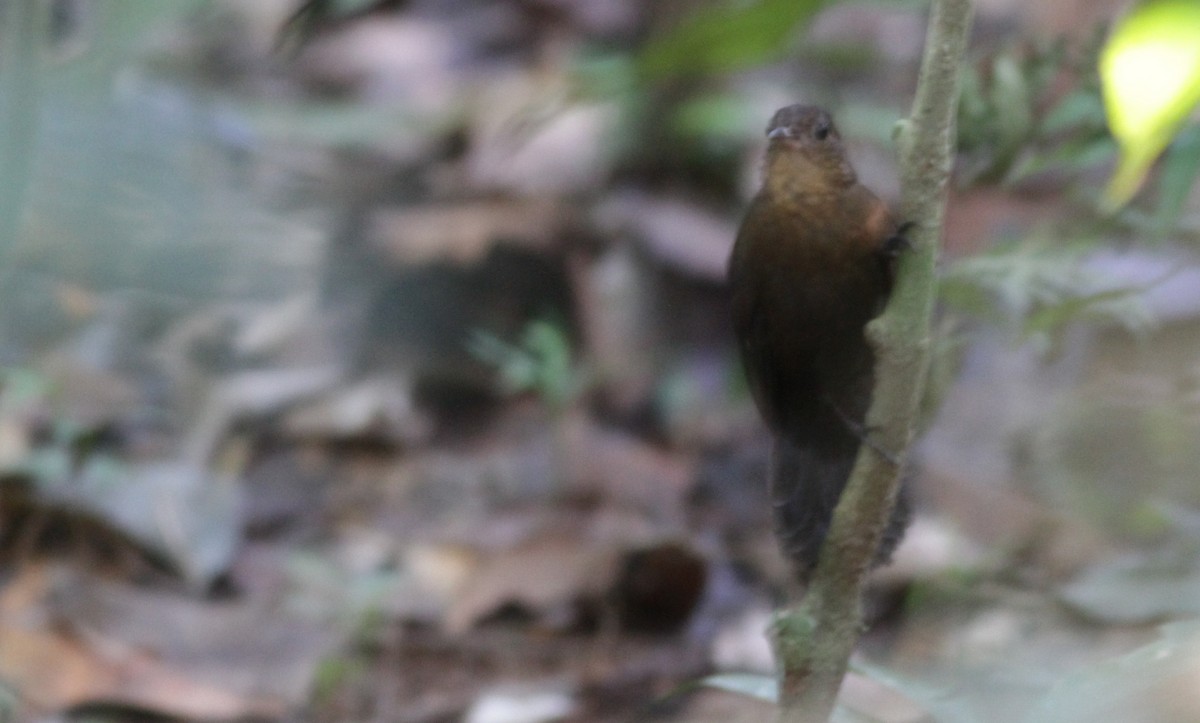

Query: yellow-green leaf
(1099, 0), (1200, 209)
(637, 0), (825, 81)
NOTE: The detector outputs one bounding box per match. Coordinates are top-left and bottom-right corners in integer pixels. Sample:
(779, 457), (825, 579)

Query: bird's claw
(881, 221), (915, 258)
(825, 399), (900, 466)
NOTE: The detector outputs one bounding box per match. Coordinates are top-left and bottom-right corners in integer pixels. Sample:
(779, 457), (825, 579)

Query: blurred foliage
(636, 0), (826, 81)
(705, 612), (1200, 720)
(1100, 0), (1200, 209)
(0, 680), (17, 723)
(0, 0), (320, 358)
(0, 1), (1195, 720)
(849, 623), (1200, 722)
(0, 0), (48, 260)
(1150, 124), (1200, 237)
(940, 238), (1153, 353)
(956, 10), (1200, 222)
(1022, 389), (1200, 541)
(671, 93), (765, 145)
(1026, 621), (1200, 722)
(285, 552), (407, 635)
(277, 0), (388, 54)
(957, 33), (1114, 187)
(309, 655), (371, 715)
(468, 319), (583, 412)
(0, 367), (101, 486)
(945, 7), (1200, 392)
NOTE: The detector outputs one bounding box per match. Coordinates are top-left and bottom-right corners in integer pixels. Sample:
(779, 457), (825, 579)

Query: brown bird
(728, 104), (909, 580)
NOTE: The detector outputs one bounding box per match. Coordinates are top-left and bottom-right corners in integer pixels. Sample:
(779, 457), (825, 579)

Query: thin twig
(772, 1), (974, 720)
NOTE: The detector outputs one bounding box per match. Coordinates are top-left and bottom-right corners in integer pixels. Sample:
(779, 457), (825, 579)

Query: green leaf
(1041, 87), (1107, 137)
(671, 94), (761, 141)
(990, 53), (1035, 156)
(1005, 135), (1117, 184)
(939, 238), (1154, 345)
(1099, 0), (1200, 208)
(637, 0), (826, 81)
(1153, 123), (1200, 236)
(468, 319), (579, 410)
(1022, 285), (1152, 340)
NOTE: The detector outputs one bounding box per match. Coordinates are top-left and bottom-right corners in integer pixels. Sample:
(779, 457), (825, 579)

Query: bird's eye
(813, 122), (831, 141)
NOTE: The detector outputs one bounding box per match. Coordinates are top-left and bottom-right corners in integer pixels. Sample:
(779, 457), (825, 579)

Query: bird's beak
(767, 126), (792, 140)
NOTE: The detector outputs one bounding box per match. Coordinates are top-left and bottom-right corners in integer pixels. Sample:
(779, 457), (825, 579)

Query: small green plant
(0, 366), (126, 490)
(468, 319), (583, 413)
(309, 654), (370, 711)
(957, 33), (1113, 187)
(939, 236), (1154, 352)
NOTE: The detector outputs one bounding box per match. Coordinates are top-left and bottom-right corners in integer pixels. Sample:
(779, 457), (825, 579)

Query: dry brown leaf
(0, 563), (342, 719)
(0, 565), (286, 719)
(465, 73), (618, 194)
(444, 536), (622, 634)
(558, 412), (693, 519)
(283, 373), (433, 443)
(594, 193), (736, 282)
(38, 359), (143, 431)
(920, 466), (1108, 577)
(297, 16), (459, 112)
(387, 405), (690, 530)
(368, 199), (572, 266)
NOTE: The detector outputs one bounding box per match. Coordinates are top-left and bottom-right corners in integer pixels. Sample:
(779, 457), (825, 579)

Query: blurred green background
(2, 1), (1200, 721)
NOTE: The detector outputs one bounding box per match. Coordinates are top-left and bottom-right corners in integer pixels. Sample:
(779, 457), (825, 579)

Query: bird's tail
(770, 433), (910, 581)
